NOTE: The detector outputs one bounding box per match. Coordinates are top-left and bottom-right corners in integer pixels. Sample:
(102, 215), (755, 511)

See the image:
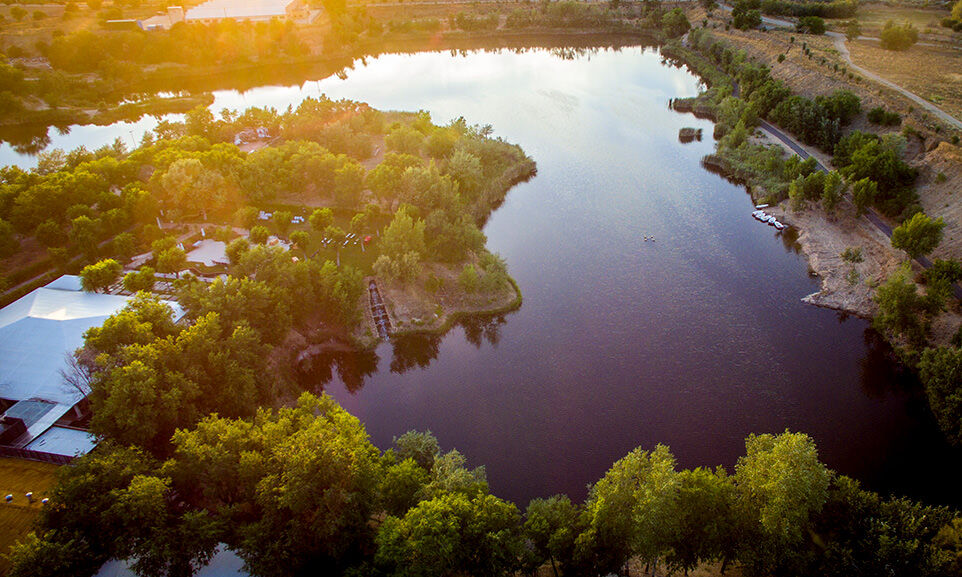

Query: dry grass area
(915, 141), (962, 261)
(851, 3), (956, 41)
(848, 39), (962, 121)
(0, 458), (60, 574)
(709, 25), (883, 106)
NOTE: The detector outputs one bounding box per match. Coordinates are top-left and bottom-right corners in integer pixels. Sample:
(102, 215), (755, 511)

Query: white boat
(755, 204), (769, 209)
(774, 221), (785, 230)
(766, 216), (777, 225)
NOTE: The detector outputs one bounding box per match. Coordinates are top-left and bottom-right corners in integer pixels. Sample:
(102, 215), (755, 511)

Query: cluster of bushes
(795, 15), (825, 35)
(503, 1), (624, 30)
(10, 393), (962, 577)
(832, 131), (918, 216)
(386, 17), (441, 33)
(370, 116), (532, 283)
(867, 106), (902, 126)
(450, 11), (499, 32)
(760, 0), (857, 18)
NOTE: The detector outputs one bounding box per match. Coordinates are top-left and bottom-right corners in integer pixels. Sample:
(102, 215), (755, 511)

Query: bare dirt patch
(915, 141), (962, 261)
(769, 200), (902, 316)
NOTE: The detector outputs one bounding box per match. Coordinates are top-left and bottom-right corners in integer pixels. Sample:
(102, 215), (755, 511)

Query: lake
(5, 43), (960, 508)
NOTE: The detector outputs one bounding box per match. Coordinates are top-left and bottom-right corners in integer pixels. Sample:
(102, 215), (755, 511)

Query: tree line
(9, 374), (962, 577)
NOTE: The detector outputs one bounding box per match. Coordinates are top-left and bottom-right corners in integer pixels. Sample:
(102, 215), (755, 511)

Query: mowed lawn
(0, 458), (60, 573)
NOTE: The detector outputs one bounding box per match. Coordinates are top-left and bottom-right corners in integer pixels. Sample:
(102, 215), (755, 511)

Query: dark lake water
(5, 44), (960, 508)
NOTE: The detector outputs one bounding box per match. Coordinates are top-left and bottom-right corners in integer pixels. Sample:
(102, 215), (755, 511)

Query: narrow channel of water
(5, 44), (959, 508)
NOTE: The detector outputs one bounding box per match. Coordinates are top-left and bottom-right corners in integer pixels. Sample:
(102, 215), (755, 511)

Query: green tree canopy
(80, 259), (122, 293)
(891, 212), (945, 259)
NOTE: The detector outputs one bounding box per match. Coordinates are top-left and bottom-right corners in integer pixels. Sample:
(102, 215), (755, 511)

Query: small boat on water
(755, 204), (769, 209)
(774, 221), (785, 230)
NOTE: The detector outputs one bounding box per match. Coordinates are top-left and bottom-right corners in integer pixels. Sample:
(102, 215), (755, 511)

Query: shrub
(795, 16), (825, 35)
(867, 107), (901, 126)
(880, 21), (919, 51)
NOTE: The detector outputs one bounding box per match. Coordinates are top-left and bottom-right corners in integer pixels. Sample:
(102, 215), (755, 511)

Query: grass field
(0, 458), (60, 573)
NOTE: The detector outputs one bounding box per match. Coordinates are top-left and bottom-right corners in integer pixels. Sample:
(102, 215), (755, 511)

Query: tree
(919, 346), (962, 446)
(225, 237), (250, 265)
(392, 430), (440, 470)
(309, 207), (334, 232)
(34, 220), (68, 248)
(0, 218), (18, 258)
(796, 16), (825, 35)
(249, 225), (269, 245)
(732, 0), (761, 30)
(160, 158), (228, 219)
(80, 259), (122, 293)
(665, 468), (740, 575)
(170, 394), (384, 576)
(334, 162), (365, 207)
(375, 492), (523, 577)
(891, 212), (945, 259)
(524, 495), (582, 577)
(821, 170), (846, 214)
(123, 266), (156, 294)
(156, 247), (187, 278)
(425, 129), (457, 159)
(577, 445), (679, 574)
(385, 125), (424, 156)
(382, 208), (426, 259)
(289, 230), (310, 251)
(445, 150), (483, 201)
(661, 8), (691, 37)
(272, 210), (292, 237)
(734, 431), (830, 572)
(112, 232), (137, 262)
(874, 265), (929, 345)
(459, 264), (479, 293)
(844, 19), (862, 41)
(379, 458), (430, 516)
(70, 215), (102, 259)
(955, 0), (962, 21)
(851, 177), (877, 216)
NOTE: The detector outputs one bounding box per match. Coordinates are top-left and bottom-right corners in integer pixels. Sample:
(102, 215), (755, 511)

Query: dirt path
(827, 31), (962, 130)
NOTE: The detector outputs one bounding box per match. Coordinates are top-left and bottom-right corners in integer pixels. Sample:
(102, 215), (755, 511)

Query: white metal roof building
(185, 0), (305, 22)
(0, 276), (183, 459)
